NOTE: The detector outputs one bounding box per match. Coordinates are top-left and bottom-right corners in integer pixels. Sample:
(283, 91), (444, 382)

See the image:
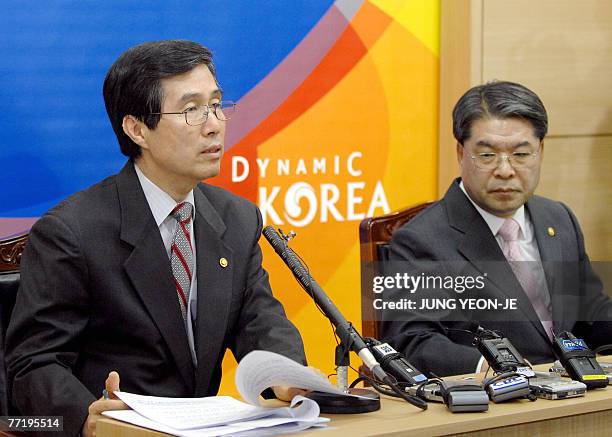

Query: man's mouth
(202, 144), (223, 154)
(490, 188), (519, 193)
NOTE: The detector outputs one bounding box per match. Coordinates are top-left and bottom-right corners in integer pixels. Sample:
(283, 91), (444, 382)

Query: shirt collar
(134, 164), (195, 227)
(459, 181), (527, 239)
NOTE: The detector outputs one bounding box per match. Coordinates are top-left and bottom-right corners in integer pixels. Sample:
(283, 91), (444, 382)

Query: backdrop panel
(0, 0), (439, 396)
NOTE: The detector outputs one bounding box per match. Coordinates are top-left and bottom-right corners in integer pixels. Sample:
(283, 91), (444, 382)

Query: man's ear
(456, 142), (464, 166)
(122, 115), (149, 150)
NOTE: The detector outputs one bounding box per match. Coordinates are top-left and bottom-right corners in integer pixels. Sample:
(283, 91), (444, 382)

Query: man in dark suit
(6, 40), (306, 436)
(380, 81), (612, 377)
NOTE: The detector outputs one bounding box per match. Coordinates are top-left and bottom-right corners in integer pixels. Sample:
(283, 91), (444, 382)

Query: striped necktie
(170, 202), (194, 324)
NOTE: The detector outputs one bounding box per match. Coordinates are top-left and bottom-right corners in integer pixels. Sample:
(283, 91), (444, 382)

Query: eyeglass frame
(148, 101), (236, 126)
(464, 144), (542, 170)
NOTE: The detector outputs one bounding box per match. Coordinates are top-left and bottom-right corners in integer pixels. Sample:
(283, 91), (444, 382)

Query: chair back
(0, 233), (27, 416)
(359, 202), (433, 339)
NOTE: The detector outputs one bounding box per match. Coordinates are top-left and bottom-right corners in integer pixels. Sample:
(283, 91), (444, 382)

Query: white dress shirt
(135, 164), (198, 364)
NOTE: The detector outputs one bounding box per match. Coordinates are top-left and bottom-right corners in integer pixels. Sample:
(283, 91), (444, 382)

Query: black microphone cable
(348, 367), (428, 410)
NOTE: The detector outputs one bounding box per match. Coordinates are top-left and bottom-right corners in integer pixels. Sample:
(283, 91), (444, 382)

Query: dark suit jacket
(5, 162), (306, 436)
(380, 179), (612, 377)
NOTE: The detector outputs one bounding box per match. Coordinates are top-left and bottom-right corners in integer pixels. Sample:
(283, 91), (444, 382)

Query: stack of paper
(103, 394), (328, 436)
(102, 350), (347, 436)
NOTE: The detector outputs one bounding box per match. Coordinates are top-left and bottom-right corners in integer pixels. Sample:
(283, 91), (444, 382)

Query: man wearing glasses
(381, 81), (611, 377)
(6, 40), (306, 436)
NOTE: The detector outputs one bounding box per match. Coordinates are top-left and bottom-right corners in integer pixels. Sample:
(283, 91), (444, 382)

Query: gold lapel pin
(219, 257), (229, 268)
(547, 227), (555, 237)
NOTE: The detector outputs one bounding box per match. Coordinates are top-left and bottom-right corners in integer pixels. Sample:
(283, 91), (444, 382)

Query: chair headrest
(0, 273), (20, 302)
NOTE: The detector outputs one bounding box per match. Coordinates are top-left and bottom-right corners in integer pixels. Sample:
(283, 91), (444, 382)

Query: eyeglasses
(468, 148), (540, 170)
(149, 101), (236, 126)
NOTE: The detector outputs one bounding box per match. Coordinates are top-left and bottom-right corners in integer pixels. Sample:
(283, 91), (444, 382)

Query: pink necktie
(497, 218), (553, 341)
(170, 202), (194, 325)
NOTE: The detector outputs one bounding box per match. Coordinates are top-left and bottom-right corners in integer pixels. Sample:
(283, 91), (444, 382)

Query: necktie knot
(171, 202), (193, 223)
(497, 218), (520, 242)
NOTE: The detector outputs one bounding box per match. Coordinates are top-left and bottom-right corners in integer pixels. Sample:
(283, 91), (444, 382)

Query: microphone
(263, 226), (428, 410)
(364, 338), (428, 386)
(262, 226), (385, 379)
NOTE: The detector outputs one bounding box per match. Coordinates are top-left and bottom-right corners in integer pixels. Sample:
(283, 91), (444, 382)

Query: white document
(103, 411), (327, 436)
(104, 395), (329, 436)
(236, 350), (348, 405)
(102, 350), (338, 436)
(114, 393), (271, 430)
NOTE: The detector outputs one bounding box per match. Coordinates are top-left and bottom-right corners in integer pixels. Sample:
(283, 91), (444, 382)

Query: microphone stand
(335, 342), (349, 393)
(263, 226), (427, 413)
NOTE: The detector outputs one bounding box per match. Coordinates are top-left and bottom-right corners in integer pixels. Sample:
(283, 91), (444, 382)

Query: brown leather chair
(0, 233), (27, 416)
(359, 202), (434, 340)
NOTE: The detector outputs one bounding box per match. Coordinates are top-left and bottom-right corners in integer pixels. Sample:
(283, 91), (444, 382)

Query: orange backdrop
(208, 0), (440, 396)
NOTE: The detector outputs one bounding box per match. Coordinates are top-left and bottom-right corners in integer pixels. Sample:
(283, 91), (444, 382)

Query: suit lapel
(447, 181), (547, 338)
(117, 163), (196, 390)
(192, 186), (234, 395)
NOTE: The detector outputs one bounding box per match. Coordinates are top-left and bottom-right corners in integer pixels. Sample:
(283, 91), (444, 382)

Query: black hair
(103, 40), (216, 159)
(452, 80), (548, 145)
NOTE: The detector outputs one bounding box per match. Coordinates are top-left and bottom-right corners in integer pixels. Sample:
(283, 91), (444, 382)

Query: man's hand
(271, 385), (308, 402)
(82, 371), (130, 437)
(272, 366), (327, 401)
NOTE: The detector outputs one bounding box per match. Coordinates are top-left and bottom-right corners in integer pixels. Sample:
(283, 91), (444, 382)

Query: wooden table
(98, 362), (612, 437)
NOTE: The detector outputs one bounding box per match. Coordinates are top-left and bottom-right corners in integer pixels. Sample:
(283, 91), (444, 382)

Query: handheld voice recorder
(552, 332), (607, 389)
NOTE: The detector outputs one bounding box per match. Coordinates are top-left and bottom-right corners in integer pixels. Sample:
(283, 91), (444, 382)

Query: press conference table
(98, 361), (612, 437)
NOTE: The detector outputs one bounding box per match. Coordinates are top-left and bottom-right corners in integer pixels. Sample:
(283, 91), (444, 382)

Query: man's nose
(201, 111), (222, 135)
(493, 155), (515, 177)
